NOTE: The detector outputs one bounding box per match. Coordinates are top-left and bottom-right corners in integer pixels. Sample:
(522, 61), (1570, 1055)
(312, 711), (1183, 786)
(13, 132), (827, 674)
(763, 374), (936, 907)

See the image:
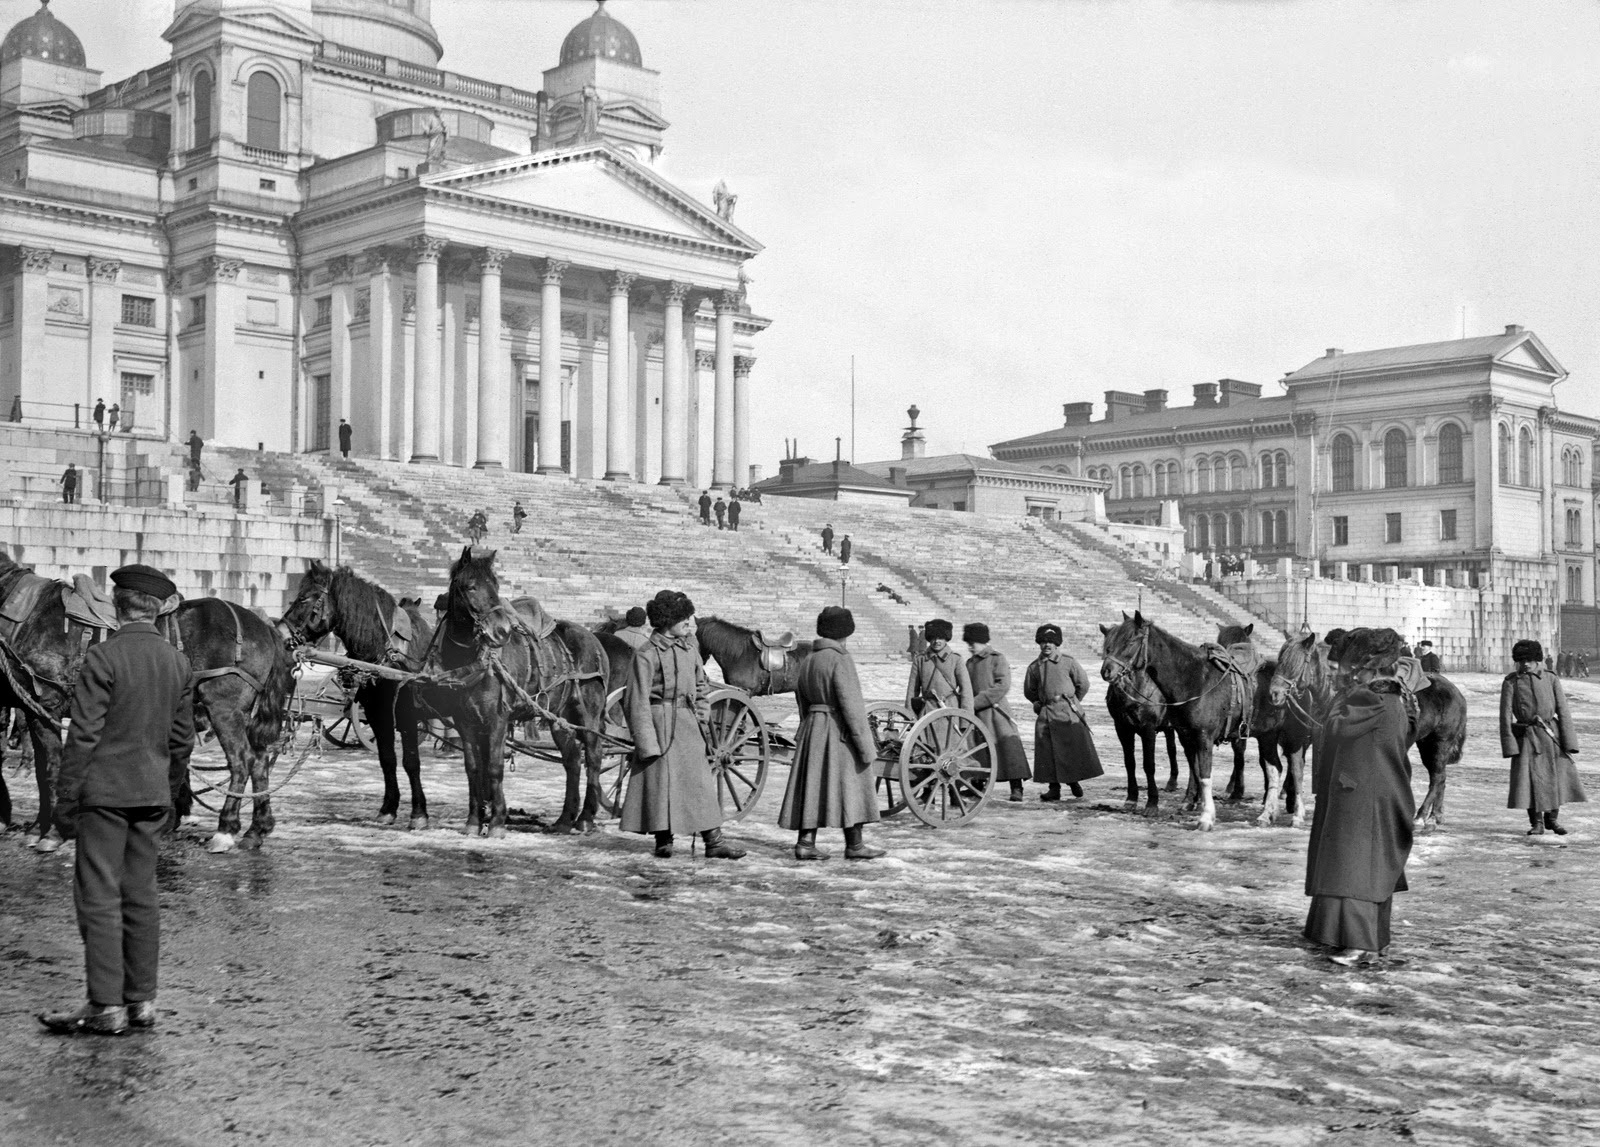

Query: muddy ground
(3, 666), (1599, 1146)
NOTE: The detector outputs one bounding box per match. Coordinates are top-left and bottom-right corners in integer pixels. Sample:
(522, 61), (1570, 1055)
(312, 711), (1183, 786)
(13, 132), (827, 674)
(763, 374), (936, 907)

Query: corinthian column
(712, 290), (738, 489)
(659, 281), (691, 485)
(733, 354), (755, 490)
(474, 248), (511, 469)
(409, 234), (446, 462)
(604, 270), (636, 480)
(537, 259), (569, 473)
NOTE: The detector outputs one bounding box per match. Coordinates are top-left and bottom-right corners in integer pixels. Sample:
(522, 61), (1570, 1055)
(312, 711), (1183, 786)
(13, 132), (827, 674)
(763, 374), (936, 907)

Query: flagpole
(850, 355), (856, 463)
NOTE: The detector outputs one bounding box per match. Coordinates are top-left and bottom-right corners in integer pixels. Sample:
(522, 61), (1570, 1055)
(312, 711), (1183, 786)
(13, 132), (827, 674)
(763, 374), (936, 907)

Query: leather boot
(1527, 809), (1544, 836)
(1545, 809), (1568, 836)
(1040, 784), (1062, 802)
(1069, 783), (1085, 799)
(1009, 781), (1024, 802)
(700, 828), (746, 860)
(844, 824), (885, 860)
(793, 829), (828, 860)
(38, 1002), (128, 1035)
(653, 831), (674, 858)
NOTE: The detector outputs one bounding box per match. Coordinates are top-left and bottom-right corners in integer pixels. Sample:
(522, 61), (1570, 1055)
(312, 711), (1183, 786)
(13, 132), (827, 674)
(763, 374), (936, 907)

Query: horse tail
(249, 638), (296, 756)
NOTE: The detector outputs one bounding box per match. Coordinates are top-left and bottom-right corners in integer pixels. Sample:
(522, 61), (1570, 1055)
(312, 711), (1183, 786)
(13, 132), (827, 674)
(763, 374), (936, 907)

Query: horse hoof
(408, 816), (430, 831)
(206, 833), (235, 854)
(32, 832), (63, 854)
(375, 813), (397, 826)
(578, 820), (597, 835)
(1253, 815), (1275, 829)
(464, 822), (480, 837)
(237, 834), (263, 851)
(1196, 818), (1215, 833)
(549, 821), (580, 836)
(487, 826), (506, 840)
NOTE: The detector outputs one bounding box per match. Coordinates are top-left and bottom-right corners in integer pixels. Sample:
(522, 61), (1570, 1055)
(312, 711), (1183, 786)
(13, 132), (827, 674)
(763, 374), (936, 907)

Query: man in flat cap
(905, 618), (972, 717)
(39, 564), (195, 1036)
(1024, 623), (1102, 801)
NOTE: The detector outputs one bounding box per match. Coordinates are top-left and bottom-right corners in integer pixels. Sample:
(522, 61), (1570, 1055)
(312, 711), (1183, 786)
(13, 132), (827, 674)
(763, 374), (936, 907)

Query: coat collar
(114, 621), (158, 636)
(813, 637), (846, 655)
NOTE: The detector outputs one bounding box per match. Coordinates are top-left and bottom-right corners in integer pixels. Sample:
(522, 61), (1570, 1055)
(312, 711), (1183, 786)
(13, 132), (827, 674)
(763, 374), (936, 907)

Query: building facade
(0, 0), (766, 486)
(990, 328), (1600, 608)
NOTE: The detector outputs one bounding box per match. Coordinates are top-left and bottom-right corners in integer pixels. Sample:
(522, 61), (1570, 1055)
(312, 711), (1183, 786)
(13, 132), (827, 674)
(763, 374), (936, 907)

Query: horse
(0, 553), (293, 853)
(1099, 621), (1180, 812)
(694, 615), (813, 695)
(279, 561), (436, 830)
(1100, 611), (1252, 831)
(1213, 623), (1296, 824)
(1266, 630), (1332, 829)
(422, 547), (609, 836)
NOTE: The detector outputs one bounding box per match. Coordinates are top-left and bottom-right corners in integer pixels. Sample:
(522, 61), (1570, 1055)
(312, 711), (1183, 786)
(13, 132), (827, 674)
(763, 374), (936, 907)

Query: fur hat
(817, 606), (855, 641)
(1512, 639), (1544, 664)
(962, 622), (990, 645)
(434, 593), (449, 612)
(1035, 624), (1063, 646)
(1323, 628), (1348, 662)
(111, 563), (176, 600)
(624, 606), (647, 627)
(1340, 627), (1406, 675)
(645, 589), (695, 630)
(923, 618), (953, 642)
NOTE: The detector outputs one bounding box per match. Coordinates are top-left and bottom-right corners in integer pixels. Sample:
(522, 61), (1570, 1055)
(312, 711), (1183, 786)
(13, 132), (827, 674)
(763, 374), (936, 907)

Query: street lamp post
(331, 497), (346, 566)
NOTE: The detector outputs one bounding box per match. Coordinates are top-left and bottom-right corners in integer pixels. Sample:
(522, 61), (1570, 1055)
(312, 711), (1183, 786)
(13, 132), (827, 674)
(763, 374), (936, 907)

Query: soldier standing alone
(1024, 623), (1103, 801)
(1501, 638), (1587, 836)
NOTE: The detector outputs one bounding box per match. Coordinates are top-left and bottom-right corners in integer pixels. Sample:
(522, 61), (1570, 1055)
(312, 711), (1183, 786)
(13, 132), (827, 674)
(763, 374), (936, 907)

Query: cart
(864, 702), (996, 827)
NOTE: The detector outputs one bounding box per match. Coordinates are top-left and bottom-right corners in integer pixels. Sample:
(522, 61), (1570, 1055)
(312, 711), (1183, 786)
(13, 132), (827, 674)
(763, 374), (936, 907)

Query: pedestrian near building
(821, 523), (835, 555)
(228, 467), (248, 509)
(779, 605), (885, 860)
(1501, 639), (1587, 836)
(467, 509), (487, 546)
(621, 590), (745, 860)
(186, 429), (203, 469)
(839, 535), (852, 564)
(1024, 624), (1102, 801)
(60, 463), (79, 504)
(108, 403), (120, 432)
(697, 490), (712, 526)
(1303, 627), (1415, 966)
(92, 398), (105, 431)
(713, 497), (727, 529)
(1416, 640), (1441, 674)
(726, 497), (741, 532)
(964, 623), (1031, 801)
(37, 564), (195, 1035)
(905, 619), (972, 716)
(338, 418), (352, 458)
(511, 501), (527, 534)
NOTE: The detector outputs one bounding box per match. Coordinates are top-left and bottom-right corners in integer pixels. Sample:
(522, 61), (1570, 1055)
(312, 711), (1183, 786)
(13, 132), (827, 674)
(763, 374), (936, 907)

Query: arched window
(1276, 510), (1288, 547)
(1564, 447), (1582, 488)
(1275, 451), (1288, 488)
(246, 71), (283, 150)
(1518, 426), (1534, 486)
(1118, 464), (1131, 500)
(1131, 463), (1146, 499)
(1195, 515), (1210, 551)
(1259, 452), (1275, 489)
(1231, 455), (1247, 491)
(1384, 428), (1408, 488)
(1213, 513), (1228, 548)
(1230, 512), (1244, 547)
(1498, 423), (1512, 484)
(192, 69), (213, 148)
(1331, 434), (1354, 492)
(1260, 510), (1275, 546)
(1438, 423), (1463, 484)
(1196, 460), (1211, 494)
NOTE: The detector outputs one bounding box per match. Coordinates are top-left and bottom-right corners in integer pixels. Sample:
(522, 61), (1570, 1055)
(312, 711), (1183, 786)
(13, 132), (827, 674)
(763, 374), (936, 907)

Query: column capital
(87, 256), (121, 282)
(541, 258), (570, 286)
(364, 246), (398, 275)
(329, 254), (356, 283)
(477, 247), (512, 275)
(409, 234), (448, 265)
(19, 246), (54, 272)
(609, 269), (638, 296)
(714, 289), (742, 314)
(1468, 394), (1501, 421)
(664, 280), (693, 306)
(695, 349), (716, 371)
(733, 355), (756, 377)
(204, 256), (244, 283)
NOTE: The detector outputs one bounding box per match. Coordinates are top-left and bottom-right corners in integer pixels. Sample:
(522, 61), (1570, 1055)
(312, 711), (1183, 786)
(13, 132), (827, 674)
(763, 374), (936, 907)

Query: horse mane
(328, 565), (395, 661)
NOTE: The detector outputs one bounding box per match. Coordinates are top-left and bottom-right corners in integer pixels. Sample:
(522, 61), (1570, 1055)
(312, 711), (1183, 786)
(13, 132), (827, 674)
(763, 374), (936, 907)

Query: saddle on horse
(1201, 641), (1259, 743)
(751, 629), (795, 675)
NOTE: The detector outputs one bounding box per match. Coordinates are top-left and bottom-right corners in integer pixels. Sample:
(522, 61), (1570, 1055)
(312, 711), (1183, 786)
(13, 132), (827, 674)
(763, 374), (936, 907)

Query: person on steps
(698, 491), (712, 526)
(60, 463), (79, 504)
(821, 524), (834, 555)
(511, 501), (527, 535)
(727, 497), (741, 532)
(338, 418), (353, 459)
(620, 590), (744, 860)
(964, 623), (1031, 801)
(713, 497), (727, 530)
(1501, 639), (1587, 837)
(1024, 624), (1102, 801)
(778, 605), (885, 861)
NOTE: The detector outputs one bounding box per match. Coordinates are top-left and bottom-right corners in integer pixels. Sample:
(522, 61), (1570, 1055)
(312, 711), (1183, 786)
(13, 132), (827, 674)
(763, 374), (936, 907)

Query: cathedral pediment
(426, 146), (759, 252)
(163, 4), (319, 46)
(1498, 338), (1558, 376)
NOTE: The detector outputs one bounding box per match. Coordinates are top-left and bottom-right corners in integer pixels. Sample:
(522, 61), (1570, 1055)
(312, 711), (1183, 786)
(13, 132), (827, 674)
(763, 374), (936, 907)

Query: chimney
(900, 404), (926, 460)
(1062, 402), (1094, 427)
(1192, 382), (1218, 407)
(1216, 379), (1262, 406)
(779, 455), (811, 484)
(1505, 324), (1523, 335)
(1143, 388), (1168, 413)
(1103, 390), (1143, 422)
(1324, 348), (1343, 358)
(888, 465), (907, 487)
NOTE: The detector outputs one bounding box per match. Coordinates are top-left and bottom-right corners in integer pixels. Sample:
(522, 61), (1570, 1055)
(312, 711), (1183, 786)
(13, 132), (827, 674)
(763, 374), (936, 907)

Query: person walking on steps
(60, 463), (79, 505)
(229, 467), (249, 509)
(1501, 639), (1587, 837)
(839, 535), (852, 564)
(337, 418), (352, 459)
(620, 590), (745, 860)
(713, 496), (727, 530)
(698, 490), (712, 526)
(1024, 624), (1103, 801)
(821, 523), (835, 555)
(467, 508), (487, 547)
(779, 605), (886, 860)
(964, 623), (1031, 801)
(727, 497), (741, 532)
(511, 501), (527, 535)
(92, 398), (105, 432)
(37, 565), (195, 1035)
(108, 403), (120, 433)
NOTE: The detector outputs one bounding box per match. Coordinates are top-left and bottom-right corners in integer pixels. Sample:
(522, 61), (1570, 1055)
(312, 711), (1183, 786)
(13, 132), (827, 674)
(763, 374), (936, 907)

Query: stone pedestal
(1357, 564), (1372, 582)
(1275, 556), (1294, 579)
(165, 472), (186, 507)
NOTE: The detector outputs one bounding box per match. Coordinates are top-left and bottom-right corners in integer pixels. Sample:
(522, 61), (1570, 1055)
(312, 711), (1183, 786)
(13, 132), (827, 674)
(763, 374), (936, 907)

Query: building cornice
(0, 188), (159, 236)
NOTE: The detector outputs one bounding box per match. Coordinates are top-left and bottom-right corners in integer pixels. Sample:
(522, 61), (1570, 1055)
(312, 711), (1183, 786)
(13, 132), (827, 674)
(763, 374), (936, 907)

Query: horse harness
(0, 568), (123, 721)
(1104, 627), (1254, 744)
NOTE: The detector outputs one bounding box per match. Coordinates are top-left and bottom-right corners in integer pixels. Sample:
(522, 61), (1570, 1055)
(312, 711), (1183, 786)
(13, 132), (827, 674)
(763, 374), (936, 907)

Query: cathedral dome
(1, 0), (86, 67)
(559, 1), (641, 68)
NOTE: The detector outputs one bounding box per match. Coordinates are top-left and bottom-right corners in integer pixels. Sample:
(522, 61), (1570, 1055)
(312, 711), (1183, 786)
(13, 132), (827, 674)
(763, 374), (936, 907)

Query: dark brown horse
(279, 561), (436, 829)
(1266, 631), (1332, 829)
(422, 548), (609, 836)
(1101, 612), (1251, 831)
(1214, 623), (1297, 826)
(0, 553), (293, 853)
(1099, 620), (1180, 812)
(694, 615), (813, 695)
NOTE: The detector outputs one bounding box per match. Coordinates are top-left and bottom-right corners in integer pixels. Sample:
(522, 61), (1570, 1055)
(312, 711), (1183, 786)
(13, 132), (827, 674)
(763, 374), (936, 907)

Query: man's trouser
(74, 806), (165, 1006)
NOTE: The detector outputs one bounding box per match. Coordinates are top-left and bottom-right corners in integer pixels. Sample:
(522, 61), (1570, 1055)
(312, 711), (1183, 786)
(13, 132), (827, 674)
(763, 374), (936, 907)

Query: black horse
(0, 553), (293, 853)
(1101, 611), (1251, 832)
(279, 561), (436, 829)
(1099, 620), (1180, 812)
(1213, 623), (1298, 826)
(422, 547), (610, 836)
(1266, 631), (1332, 829)
(694, 615), (813, 695)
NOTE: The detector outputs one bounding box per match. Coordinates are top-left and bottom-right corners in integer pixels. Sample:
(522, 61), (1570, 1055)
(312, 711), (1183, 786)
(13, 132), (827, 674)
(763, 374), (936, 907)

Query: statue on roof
(713, 180), (738, 222)
(580, 84), (602, 139)
(420, 107), (448, 167)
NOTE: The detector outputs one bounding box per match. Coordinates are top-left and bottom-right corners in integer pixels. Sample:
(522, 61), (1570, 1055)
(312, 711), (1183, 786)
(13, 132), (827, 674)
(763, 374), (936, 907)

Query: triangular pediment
(427, 147), (759, 252)
(1498, 339), (1557, 375)
(164, 4), (319, 46)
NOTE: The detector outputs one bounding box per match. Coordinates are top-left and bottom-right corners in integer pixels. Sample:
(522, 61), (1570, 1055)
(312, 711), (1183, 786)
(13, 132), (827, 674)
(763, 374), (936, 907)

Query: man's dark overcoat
(967, 648), (1030, 782)
(1023, 651), (1103, 785)
(621, 631), (723, 835)
(905, 646), (972, 715)
(778, 638), (879, 829)
(1500, 665), (1587, 812)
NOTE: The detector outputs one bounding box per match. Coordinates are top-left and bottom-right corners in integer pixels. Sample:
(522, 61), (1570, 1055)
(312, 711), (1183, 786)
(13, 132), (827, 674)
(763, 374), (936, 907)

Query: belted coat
(621, 631), (722, 835)
(779, 638), (879, 829)
(1500, 665), (1587, 812)
(966, 648), (1031, 782)
(1024, 651), (1103, 785)
(905, 647), (972, 715)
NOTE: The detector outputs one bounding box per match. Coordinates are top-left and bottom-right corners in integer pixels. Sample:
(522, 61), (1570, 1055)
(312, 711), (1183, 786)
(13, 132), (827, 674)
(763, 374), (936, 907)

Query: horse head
(1269, 630), (1323, 708)
(280, 559), (336, 648)
(1216, 622), (1253, 646)
(1100, 610), (1150, 685)
(446, 545), (501, 641)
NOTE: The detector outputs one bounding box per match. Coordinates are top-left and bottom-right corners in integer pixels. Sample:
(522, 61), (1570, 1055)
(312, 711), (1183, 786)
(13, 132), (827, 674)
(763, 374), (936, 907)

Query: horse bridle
(1270, 648), (1327, 728)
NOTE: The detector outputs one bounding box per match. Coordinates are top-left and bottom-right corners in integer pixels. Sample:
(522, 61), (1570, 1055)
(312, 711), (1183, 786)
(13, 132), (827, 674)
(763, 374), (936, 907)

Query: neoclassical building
(990, 328), (1600, 606)
(0, 0), (766, 485)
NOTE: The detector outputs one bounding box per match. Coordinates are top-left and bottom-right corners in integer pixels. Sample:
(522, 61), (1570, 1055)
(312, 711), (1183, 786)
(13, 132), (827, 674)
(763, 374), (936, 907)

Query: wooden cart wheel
(705, 689), (770, 822)
(322, 697), (375, 751)
(898, 708), (994, 827)
(597, 688), (631, 817)
(865, 702), (915, 817)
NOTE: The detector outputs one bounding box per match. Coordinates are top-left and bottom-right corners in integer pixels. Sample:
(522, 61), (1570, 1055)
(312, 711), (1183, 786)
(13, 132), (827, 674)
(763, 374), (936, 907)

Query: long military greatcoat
(621, 631), (723, 835)
(1023, 651), (1103, 785)
(905, 646), (972, 715)
(1500, 665), (1588, 812)
(966, 648), (1031, 782)
(778, 637), (880, 829)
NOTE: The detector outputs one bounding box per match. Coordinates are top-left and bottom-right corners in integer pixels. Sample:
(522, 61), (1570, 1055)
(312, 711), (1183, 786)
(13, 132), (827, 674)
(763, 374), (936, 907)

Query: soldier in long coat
(1023, 624), (1103, 801)
(905, 619), (972, 715)
(1501, 639), (1587, 835)
(963, 622), (1031, 800)
(621, 590), (744, 859)
(1304, 628), (1416, 965)
(779, 606), (885, 860)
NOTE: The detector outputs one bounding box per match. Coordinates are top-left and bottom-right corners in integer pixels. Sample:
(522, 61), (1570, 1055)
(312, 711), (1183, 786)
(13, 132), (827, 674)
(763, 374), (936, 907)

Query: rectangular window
(119, 372), (153, 431)
(311, 375), (330, 452)
(120, 295), (155, 327)
(1385, 512), (1402, 544)
(259, 178), (277, 192)
(1567, 564), (1583, 604)
(313, 296), (332, 328)
(1332, 516), (1348, 547)
(1440, 509), (1457, 541)
(1566, 508), (1582, 547)
(953, 501), (967, 512)
(188, 296), (206, 328)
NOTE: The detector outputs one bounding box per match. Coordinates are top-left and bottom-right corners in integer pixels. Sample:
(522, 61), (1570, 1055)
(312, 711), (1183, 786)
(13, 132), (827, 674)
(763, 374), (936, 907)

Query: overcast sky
(38, 0), (1600, 470)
